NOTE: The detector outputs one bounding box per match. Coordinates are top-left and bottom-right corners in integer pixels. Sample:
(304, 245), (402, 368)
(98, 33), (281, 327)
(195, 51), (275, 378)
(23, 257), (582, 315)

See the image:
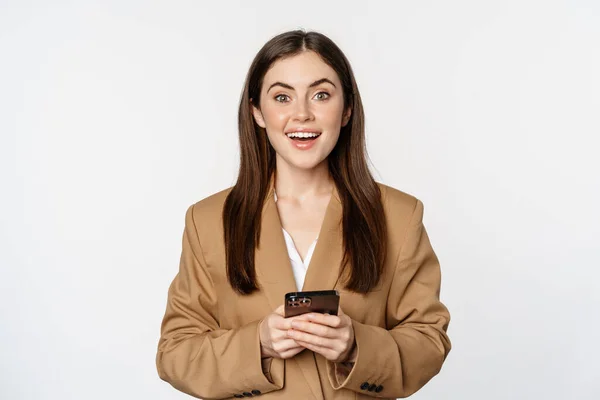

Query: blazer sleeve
(326, 199), (452, 398)
(156, 204), (285, 399)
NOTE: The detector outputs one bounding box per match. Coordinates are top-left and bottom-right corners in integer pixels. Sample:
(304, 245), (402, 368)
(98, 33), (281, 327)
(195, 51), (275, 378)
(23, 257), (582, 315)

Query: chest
(275, 197), (329, 261)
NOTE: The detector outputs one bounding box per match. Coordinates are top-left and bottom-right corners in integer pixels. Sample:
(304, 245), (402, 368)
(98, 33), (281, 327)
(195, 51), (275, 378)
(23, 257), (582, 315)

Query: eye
(314, 91), (330, 101)
(274, 94), (290, 103)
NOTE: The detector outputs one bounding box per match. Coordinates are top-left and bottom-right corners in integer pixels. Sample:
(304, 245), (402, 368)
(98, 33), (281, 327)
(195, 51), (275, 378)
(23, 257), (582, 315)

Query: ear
(251, 100), (266, 128)
(341, 106), (352, 127)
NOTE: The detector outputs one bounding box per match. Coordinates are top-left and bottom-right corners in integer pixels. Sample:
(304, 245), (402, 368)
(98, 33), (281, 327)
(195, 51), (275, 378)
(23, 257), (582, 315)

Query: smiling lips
(285, 128), (322, 138)
(286, 131), (321, 139)
(285, 130), (321, 150)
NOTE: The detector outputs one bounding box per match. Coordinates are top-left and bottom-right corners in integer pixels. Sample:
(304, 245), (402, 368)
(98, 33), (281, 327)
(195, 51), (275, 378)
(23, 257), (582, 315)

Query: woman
(156, 30), (451, 399)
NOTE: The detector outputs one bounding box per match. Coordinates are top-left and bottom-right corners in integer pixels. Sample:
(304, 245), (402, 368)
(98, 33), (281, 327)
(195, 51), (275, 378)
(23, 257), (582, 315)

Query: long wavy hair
(222, 30), (387, 295)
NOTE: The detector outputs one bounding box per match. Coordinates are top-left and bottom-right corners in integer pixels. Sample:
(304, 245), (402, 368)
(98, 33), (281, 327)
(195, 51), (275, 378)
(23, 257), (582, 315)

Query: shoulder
(183, 186), (234, 232)
(376, 182), (424, 226)
(181, 186), (234, 257)
(188, 186), (233, 214)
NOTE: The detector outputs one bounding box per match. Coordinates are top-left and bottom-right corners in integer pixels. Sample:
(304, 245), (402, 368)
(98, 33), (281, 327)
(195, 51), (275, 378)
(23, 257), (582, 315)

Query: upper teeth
(286, 132), (320, 138)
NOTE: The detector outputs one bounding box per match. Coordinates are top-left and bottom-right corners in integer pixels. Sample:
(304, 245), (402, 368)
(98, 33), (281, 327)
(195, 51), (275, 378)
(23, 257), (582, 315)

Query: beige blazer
(156, 179), (451, 399)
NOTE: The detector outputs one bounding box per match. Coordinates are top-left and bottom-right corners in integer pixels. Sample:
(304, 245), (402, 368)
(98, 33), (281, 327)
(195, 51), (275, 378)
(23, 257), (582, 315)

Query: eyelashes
(274, 91), (331, 103)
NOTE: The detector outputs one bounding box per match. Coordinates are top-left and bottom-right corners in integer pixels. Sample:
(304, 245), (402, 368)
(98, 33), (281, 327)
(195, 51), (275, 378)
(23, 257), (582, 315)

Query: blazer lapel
(254, 176), (344, 400)
(300, 184), (343, 292)
(254, 187), (298, 309)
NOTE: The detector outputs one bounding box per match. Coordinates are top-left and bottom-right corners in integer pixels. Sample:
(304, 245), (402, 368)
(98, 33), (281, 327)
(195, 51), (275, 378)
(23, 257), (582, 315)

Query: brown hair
(223, 29), (387, 295)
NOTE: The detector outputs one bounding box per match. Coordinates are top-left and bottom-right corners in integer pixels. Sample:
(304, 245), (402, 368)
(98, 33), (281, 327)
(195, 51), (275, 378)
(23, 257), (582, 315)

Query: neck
(273, 158), (333, 202)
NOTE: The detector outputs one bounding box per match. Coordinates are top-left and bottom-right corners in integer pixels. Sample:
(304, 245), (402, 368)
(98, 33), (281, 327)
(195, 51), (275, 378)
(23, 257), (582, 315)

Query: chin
(279, 155), (322, 171)
(296, 156), (331, 170)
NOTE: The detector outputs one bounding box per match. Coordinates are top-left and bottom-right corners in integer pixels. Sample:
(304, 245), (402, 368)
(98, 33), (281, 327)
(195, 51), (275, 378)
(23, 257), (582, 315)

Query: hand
(286, 306), (357, 363)
(258, 305), (305, 359)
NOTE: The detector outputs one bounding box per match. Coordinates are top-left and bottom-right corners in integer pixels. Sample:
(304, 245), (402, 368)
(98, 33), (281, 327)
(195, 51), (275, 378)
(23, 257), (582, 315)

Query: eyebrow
(266, 78), (336, 93)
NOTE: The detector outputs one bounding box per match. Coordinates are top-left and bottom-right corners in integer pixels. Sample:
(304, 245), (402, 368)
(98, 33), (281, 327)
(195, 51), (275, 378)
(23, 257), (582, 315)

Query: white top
(274, 190), (318, 291)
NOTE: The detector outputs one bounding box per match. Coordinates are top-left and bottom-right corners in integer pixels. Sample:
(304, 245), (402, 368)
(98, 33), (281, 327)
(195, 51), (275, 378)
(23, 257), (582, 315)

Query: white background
(1, 1), (599, 399)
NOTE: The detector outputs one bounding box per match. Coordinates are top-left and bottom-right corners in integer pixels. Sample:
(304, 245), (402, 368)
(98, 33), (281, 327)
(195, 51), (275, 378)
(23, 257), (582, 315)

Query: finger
(293, 338), (337, 360)
(290, 319), (337, 338)
(274, 304), (285, 316)
(287, 329), (336, 349)
(272, 316), (294, 331)
(298, 312), (343, 328)
(279, 346), (305, 359)
(273, 338), (303, 353)
(288, 313), (313, 323)
(289, 313), (322, 324)
(271, 330), (296, 342)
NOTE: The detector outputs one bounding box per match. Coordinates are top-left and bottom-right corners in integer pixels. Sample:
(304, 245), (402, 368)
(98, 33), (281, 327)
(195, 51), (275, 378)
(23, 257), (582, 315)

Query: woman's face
(252, 51), (351, 171)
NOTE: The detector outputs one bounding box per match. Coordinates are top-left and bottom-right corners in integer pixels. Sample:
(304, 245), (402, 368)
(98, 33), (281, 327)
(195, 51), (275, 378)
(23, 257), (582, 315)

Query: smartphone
(284, 290), (340, 318)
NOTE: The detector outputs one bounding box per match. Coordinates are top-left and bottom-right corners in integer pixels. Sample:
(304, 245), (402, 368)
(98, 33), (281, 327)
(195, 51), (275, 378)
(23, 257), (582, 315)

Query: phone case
(284, 290), (340, 318)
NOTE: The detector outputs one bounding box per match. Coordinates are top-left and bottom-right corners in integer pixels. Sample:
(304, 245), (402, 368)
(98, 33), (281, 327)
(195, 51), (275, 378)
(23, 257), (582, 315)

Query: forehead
(262, 51), (340, 88)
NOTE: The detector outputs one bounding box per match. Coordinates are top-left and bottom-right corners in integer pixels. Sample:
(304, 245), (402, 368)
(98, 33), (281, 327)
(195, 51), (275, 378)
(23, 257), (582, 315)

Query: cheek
(316, 103), (345, 126)
(324, 132), (341, 148)
(261, 104), (289, 126)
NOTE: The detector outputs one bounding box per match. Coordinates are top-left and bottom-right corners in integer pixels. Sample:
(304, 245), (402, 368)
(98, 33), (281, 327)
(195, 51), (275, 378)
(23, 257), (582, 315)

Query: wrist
(258, 318), (270, 358)
(344, 340), (357, 363)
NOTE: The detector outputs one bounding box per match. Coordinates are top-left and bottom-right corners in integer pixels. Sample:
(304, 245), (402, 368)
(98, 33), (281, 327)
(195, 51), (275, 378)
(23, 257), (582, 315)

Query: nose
(292, 98), (314, 122)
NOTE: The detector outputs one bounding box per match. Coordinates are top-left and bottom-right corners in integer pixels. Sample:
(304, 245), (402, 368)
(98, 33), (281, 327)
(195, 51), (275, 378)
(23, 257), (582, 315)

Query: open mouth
(285, 132), (322, 142)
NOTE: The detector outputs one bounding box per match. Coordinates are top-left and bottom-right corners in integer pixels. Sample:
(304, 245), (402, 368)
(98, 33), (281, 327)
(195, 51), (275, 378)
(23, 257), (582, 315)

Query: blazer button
(242, 392), (253, 397)
(368, 384), (376, 392)
(251, 390), (261, 395)
(360, 382), (370, 390)
(375, 385), (384, 393)
(234, 395), (244, 398)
